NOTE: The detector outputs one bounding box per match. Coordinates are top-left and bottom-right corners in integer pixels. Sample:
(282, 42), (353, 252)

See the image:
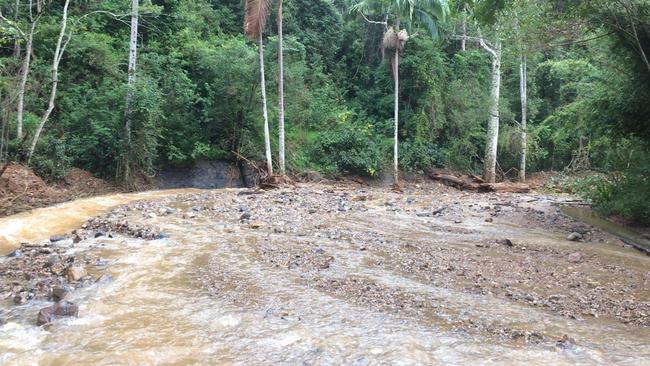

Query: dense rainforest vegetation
(0, 0), (649, 223)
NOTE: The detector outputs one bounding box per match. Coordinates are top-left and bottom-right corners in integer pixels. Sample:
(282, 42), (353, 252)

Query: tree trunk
(483, 42), (501, 183)
(16, 20), (37, 141)
(12, 0), (21, 59)
(27, 0), (70, 164)
(277, 0), (286, 175)
(461, 18), (466, 51)
(519, 55), (527, 182)
(393, 46), (399, 184)
(258, 32), (273, 176)
(122, 0), (139, 183)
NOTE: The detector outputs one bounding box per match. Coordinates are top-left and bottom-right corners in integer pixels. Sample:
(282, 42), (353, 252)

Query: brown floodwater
(1, 189), (649, 365)
(561, 206), (650, 254)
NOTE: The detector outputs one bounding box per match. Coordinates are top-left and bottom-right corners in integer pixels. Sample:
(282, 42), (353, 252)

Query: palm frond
(244, 0), (271, 40)
(414, 9), (439, 40)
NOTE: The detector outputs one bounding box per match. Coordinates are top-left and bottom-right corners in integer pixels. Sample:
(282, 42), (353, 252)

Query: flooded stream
(561, 206), (650, 254)
(1, 186), (649, 365)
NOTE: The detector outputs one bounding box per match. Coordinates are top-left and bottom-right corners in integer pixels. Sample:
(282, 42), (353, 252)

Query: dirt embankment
(0, 164), (116, 217)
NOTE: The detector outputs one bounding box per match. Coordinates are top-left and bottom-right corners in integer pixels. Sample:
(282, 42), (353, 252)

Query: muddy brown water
(1, 189), (649, 365)
(561, 206), (650, 254)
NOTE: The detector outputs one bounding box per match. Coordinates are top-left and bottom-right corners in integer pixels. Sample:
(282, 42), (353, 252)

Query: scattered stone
(240, 212), (252, 221)
(49, 235), (65, 243)
(496, 239), (514, 247)
(568, 252), (584, 263)
(485, 217), (493, 223)
(555, 334), (575, 349)
(37, 301), (79, 326)
(51, 287), (69, 302)
(94, 231), (105, 238)
(567, 232), (583, 241)
(13, 291), (31, 305)
(432, 207), (446, 215)
(248, 221), (266, 229)
(65, 266), (87, 282)
(7, 249), (22, 258)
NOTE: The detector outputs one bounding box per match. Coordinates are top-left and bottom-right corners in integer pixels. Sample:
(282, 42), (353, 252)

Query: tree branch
(359, 12), (388, 28)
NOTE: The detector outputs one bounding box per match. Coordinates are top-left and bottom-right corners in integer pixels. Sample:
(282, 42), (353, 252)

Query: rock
(416, 212), (432, 217)
(454, 219), (463, 224)
(240, 212), (252, 221)
(13, 291), (30, 305)
(94, 231), (105, 238)
(45, 254), (61, 267)
(51, 287), (69, 302)
(567, 232), (583, 241)
(432, 207), (446, 215)
(49, 235), (65, 243)
(36, 301), (79, 326)
(146, 212), (157, 219)
(96, 274), (113, 284)
(496, 239), (514, 247)
(555, 334), (575, 350)
(248, 221), (266, 229)
(568, 252), (583, 263)
(65, 266), (87, 282)
(485, 217), (493, 223)
(53, 239), (74, 248)
(7, 249), (22, 258)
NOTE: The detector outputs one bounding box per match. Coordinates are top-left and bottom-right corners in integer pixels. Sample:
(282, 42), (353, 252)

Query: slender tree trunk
(461, 18), (466, 52)
(27, 0), (70, 163)
(122, 0), (139, 183)
(483, 42), (501, 183)
(16, 20), (37, 141)
(277, 0), (286, 175)
(12, 0), (21, 58)
(258, 32), (273, 176)
(393, 46), (399, 184)
(519, 55), (527, 182)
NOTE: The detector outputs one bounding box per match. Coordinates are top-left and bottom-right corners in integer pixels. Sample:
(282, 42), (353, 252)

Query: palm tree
(244, 0), (274, 176)
(352, 0), (449, 185)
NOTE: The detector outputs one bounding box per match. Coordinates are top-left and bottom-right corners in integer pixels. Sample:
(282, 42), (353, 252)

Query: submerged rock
(51, 287), (69, 302)
(36, 301), (79, 326)
(96, 274), (114, 284)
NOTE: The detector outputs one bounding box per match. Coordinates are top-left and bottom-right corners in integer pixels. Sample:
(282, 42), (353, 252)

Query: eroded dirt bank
(1, 182), (649, 365)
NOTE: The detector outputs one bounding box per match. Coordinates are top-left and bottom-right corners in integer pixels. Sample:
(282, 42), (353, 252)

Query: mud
(1, 181), (649, 365)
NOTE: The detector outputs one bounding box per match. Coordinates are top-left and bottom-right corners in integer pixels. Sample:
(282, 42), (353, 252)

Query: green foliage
(1, 0), (649, 223)
(30, 136), (73, 181)
(586, 151), (650, 225)
(308, 113), (386, 176)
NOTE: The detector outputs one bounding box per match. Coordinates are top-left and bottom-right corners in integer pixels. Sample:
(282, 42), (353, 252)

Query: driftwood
(429, 171), (530, 193)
